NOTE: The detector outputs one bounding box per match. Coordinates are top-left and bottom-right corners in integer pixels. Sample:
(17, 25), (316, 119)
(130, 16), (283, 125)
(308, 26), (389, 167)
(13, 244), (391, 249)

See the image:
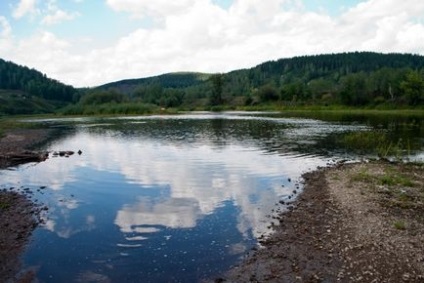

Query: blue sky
(0, 0), (423, 87)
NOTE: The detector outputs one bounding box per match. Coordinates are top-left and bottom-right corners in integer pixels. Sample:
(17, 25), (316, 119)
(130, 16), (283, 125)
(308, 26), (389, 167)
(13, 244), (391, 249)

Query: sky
(0, 0), (423, 87)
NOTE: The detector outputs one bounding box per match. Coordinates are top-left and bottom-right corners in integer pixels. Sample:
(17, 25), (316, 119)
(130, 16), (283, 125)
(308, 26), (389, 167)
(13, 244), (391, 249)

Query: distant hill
(0, 89), (60, 115)
(99, 52), (424, 92)
(98, 72), (211, 94)
(223, 52), (424, 105)
(3, 51), (424, 115)
(0, 58), (77, 114)
(95, 52), (424, 109)
(234, 52), (424, 88)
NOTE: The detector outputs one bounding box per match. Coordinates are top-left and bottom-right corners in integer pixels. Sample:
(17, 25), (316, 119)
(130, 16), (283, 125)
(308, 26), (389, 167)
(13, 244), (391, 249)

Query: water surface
(1, 112), (422, 282)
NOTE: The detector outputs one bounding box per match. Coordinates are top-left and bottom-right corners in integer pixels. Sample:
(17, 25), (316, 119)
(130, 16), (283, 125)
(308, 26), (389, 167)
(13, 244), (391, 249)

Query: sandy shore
(223, 161), (424, 282)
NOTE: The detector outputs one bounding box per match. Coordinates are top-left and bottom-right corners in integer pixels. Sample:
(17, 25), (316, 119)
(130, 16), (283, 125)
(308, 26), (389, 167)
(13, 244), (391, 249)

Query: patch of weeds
(393, 220), (407, 230)
(379, 169), (415, 187)
(0, 201), (11, 210)
(398, 192), (414, 202)
(338, 130), (412, 159)
(334, 176), (341, 181)
(350, 168), (374, 183)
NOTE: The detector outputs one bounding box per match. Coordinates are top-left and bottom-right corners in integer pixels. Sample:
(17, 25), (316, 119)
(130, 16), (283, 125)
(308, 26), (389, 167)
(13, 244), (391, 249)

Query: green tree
(307, 78), (334, 100)
(209, 74), (224, 106)
(80, 90), (127, 105)
(400, 70), (424, 105)
(258, 84), (279, 102)
(280, 81), (306, 101)
(339, 72), (371, 106)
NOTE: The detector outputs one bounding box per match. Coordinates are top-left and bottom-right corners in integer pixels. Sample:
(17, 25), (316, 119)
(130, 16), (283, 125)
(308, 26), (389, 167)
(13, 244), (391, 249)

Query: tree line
(87, 52), (424, 111)
(224, 52), (424, 107)
(2, 52), (424, 115)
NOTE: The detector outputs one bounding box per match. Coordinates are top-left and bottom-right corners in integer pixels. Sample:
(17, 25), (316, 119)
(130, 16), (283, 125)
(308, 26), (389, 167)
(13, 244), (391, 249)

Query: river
(1, 111), (422, 282)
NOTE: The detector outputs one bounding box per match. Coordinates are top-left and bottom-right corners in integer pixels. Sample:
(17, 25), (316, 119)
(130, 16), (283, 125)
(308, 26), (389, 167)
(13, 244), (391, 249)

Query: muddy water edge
(0, 128), (52, 282)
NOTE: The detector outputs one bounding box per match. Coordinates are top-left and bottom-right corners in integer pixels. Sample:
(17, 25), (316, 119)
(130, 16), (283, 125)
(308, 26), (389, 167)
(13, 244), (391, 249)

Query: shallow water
(1, 112), (423, 282)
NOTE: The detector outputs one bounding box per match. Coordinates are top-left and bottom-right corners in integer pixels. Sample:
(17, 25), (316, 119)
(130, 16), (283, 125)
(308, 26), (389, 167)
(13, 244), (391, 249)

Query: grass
(0, 116), (44, 132)
(350, 168), (374, 183)
(350, 162), (423, 211)
(59, 102), (161, 116)
(0, 200), (11, 210)
(379, 173), (415, 187)
(393, 220), (407, 230)
(352, 168), (416, 188)
(236, 104), (424, 116)
(340, 130), (406, 158)
(0, 89), (62, 115)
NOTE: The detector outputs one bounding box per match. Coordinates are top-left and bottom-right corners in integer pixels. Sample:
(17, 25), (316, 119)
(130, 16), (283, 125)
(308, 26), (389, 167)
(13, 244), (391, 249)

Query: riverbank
(0, 128), (51, 282)
(223, 161), (424, 282)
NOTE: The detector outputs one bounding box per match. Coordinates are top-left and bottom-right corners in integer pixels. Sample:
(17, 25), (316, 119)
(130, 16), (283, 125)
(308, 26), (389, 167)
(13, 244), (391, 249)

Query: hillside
(99, 72), (211, 94)
(92, 52), (424, 111)
(0, 90), (60, 115)
(0, 59), (77, 115)
(2, 52), (424, 115)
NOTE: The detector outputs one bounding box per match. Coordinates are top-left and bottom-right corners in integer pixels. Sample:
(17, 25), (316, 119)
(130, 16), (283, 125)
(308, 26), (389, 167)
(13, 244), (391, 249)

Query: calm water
(1, 112), (423, 282)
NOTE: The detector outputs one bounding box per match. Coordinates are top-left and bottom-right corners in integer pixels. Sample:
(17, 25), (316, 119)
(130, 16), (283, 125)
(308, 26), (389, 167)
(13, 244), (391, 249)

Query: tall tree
(400, 70), (424, 105)
(209, 74), (224, 106)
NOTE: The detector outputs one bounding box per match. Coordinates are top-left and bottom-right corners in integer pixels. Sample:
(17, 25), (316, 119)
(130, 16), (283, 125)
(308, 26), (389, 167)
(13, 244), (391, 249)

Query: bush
(258, 85), (279, 102)
(80, 90), (127, 105)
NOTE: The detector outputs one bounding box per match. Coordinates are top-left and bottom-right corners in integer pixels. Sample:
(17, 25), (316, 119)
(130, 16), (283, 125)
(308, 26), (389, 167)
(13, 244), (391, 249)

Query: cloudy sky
(0, 0), (423, 87)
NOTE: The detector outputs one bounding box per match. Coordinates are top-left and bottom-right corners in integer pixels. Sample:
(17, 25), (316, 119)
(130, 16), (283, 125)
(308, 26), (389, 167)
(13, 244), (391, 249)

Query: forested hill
(253, 52), (424, 79)
(222, 52), (424, 106)
(92, 52), (424, 110)
(99, 72), (210, 93)
(0, 58), (76, 101)
(3, 52), (424, 115)
(0, 58), (77, 114)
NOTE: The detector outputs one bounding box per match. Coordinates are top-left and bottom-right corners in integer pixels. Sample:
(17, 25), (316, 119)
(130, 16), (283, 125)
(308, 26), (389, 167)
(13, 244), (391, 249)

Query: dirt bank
(0, 128), (51, 282)
(223, 161), (424, 282)
(0, 128), (51, 169)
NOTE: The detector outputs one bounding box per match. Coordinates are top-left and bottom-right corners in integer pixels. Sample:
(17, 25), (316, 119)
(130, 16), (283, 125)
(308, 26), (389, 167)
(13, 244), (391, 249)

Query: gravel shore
(223, 161), (424, 282)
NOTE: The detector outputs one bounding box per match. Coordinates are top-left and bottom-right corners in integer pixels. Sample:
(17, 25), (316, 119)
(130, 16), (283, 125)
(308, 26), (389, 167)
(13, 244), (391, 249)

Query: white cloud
(338, 0), (424, 52)
(0, 16), (11, 37)
(3, 0), (424, 87)
(41, 9), (79, 25)
(0, 16), (12, 53)
(12, 0), (38, 19)
(106, 0), (197, 19)
(41, 0), (80, 25)
(16, 31), (70, 58)
(342, 0), (424, 21)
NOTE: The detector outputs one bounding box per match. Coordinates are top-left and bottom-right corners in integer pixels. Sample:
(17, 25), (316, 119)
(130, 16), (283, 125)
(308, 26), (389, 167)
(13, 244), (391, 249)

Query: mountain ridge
(98, 51), (424, 91)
